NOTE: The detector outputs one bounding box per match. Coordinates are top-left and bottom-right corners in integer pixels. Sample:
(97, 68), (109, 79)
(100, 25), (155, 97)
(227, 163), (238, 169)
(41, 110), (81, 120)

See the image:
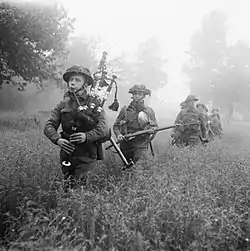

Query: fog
(2, 0), (250, 125)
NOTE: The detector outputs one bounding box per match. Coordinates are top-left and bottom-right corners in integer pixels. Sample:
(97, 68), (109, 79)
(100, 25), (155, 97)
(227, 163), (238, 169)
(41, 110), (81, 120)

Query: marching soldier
(171, 95), (207, 147)
(113, 84), (158, 164)
(170, 100), (188, 139)
(196, 103), (209, 119)
(210, 108), (223, 138)
(196, 103), (210, 136)
(44, 65), (109, 191)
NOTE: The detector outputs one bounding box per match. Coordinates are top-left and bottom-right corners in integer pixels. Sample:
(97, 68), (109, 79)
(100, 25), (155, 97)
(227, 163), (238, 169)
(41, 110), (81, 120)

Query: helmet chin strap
(136, 97), (145, 103)
(132, 94), (145, 103)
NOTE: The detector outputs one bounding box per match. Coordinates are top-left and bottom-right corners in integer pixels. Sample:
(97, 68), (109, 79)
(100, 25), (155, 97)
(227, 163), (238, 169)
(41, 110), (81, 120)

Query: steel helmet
(196, 103), (208, 112)
(128, 84), (151, 96)
(184, 95), (199, 102)
(63, 65), (94, 85)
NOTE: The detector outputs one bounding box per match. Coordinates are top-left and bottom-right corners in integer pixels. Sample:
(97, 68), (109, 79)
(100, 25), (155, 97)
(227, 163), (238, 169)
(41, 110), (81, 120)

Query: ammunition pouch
(96, 128), (112, 144)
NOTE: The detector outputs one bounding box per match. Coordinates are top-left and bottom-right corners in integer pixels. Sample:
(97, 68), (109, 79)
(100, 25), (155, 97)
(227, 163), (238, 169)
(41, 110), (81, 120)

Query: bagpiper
(44, 65), (109, 191)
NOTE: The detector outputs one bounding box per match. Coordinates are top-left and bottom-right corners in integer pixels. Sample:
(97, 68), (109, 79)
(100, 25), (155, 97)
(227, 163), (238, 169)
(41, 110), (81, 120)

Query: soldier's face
(197, 106), (203, 112)
(133, 91), (145, 102)
(187, 100), (198, 107)
(68, 74), (87, 92)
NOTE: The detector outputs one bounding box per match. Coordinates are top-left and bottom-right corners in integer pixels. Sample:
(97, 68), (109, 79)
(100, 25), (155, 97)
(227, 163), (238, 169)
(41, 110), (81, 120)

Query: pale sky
(8, 0), (250, 114)
(58, 0), (250, 111)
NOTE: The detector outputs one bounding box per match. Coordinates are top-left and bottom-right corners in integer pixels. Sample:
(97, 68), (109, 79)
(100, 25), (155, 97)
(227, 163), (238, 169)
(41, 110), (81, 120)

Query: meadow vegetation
(1, 112), (250, 250)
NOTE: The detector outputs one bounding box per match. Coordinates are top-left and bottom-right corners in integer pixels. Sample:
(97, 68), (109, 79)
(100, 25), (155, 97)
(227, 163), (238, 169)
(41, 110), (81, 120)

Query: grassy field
(1, 112), (250, 250)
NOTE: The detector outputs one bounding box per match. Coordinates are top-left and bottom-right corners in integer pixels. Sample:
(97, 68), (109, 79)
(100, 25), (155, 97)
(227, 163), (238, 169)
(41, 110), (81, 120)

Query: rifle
(105, 125), (176, 150)
(106, 121), (209, 150)
(109, 136), (134, 169)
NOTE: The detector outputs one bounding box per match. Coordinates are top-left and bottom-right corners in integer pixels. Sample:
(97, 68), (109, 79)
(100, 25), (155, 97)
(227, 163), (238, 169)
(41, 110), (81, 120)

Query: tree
(0, 1), (74, 88)
(212, 41), (250, 111)
(109, 37), (168, 106)
(183, 10), (228, 105)
(184, 9), (250, 121)
(66, 36), (100, 72)
(133, 37), (168, 90)
(51, 35), (101, 93)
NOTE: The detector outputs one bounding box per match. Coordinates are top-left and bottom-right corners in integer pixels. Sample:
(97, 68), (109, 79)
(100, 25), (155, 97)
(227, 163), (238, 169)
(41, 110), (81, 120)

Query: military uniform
(172, 95), (207, 147)
(209, 109), (222, 138)
(196, 103), (210, 136)
(170, 100), (188, 139)
(113, 84), (158, 163)
(44, 66), (109, 190)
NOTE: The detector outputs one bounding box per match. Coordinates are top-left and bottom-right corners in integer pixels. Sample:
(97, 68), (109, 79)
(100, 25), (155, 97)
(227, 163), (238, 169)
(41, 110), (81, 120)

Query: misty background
(1, 0), (250, 126)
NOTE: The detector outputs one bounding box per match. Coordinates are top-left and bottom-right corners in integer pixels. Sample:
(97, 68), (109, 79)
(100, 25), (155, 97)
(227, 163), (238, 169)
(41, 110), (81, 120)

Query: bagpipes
(81, 51), (119, 115)
(61, 52), (134, 169)
(72, 51), (119, 130)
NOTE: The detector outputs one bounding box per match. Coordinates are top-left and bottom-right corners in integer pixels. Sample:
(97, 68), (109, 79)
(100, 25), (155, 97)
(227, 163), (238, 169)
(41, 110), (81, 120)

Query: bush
(1, 113), (250, 250)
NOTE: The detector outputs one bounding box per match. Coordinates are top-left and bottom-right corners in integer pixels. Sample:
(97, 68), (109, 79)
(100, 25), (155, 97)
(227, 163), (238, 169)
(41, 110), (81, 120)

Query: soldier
(113, 84), (158, 164)
(171, 95), (207, 147)
(170, 100), (188, 139)
(196, 103), (210, 136)
(196, 103), (209, 117)
(210, 108), (223, 138)
(44, 65), (109, 191)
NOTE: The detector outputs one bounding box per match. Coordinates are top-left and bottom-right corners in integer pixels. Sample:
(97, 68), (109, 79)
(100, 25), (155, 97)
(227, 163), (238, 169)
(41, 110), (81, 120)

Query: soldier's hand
(201, 137), (209, 143)
(69, 132), (86, 144)
(175, 123), (184, 132)
(57, 138), (75, 154)
(117, 134), (125, 142)
(148, 127), (156, 134)
(175, 123), (182, 128)
(203, 138), (209, 143)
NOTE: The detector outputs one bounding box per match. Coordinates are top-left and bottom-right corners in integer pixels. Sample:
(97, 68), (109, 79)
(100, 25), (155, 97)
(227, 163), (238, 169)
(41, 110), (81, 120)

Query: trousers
(61, 159), (96, 191)
(120, 140), (149, 164)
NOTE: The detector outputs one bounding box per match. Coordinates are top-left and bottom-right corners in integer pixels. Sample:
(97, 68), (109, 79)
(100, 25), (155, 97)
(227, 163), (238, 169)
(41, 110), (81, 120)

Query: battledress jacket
(210, 114), (223, 135)
(173, 106), (207, 141)
(202, 112), (210, 134)
(44, 91), (109, 163)
(113, 101), (158, 147)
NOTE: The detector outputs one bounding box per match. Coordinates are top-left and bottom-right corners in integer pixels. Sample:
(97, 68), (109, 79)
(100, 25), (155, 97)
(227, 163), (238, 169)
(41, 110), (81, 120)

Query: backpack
(180, 109), (200, 132)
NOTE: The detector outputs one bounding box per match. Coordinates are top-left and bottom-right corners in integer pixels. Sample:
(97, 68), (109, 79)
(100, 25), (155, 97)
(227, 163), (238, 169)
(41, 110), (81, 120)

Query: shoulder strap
(123, 105), (128, 121)
(145, 106), (155, 114)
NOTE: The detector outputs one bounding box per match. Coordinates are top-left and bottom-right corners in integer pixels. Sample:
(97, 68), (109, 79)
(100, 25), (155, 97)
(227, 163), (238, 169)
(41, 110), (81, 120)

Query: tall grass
(1, 112), (250, 250)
